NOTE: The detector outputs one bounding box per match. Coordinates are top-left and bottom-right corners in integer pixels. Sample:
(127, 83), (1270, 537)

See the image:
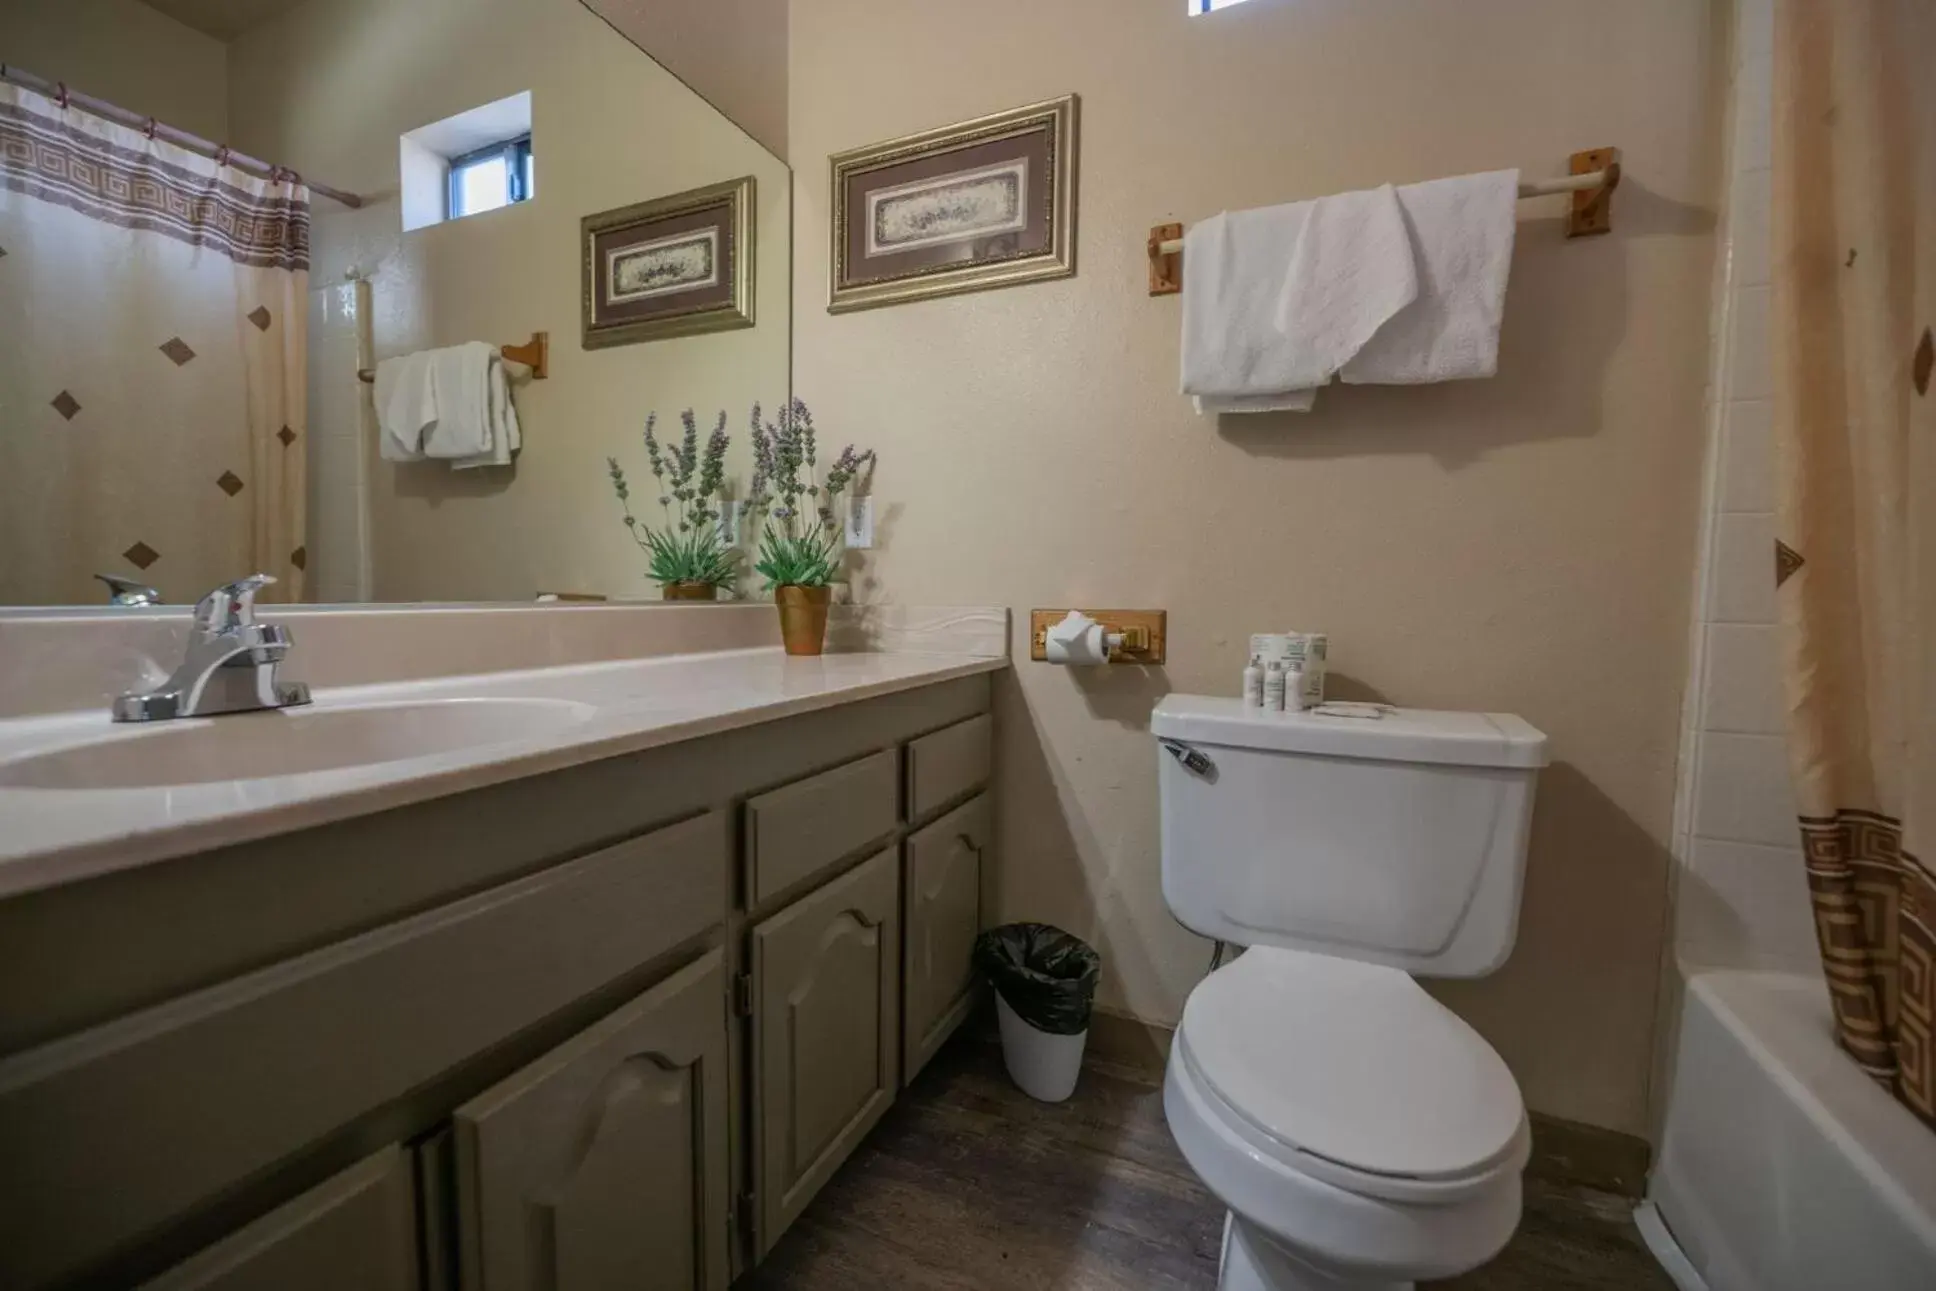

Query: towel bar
(357, 332), (549, 383)
(1147, 148), (1620, 296)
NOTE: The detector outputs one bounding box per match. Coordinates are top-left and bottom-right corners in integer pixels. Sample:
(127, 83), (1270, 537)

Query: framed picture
(828, 95), (1078, 314)
(581, 175), (755, 348)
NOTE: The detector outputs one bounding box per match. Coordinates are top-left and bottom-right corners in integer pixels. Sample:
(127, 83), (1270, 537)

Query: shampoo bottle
(1263, 661), (1286, 712)
(1242, 656), (1264, 707)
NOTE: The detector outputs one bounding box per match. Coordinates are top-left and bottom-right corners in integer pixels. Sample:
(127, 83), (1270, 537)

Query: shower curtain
(0, 82), (308, 606)
(1772, 0), (1935, 1129)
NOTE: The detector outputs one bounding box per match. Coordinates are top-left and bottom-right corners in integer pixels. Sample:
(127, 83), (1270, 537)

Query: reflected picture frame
(828, 95), (1078, 314)
(581, 174), (755, 348)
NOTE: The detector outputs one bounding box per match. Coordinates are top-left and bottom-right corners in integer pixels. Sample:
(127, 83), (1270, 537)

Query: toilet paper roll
(1046, 611), (1112, 665)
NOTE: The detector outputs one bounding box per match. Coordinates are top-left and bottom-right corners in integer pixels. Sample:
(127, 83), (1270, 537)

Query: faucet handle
(94, 573), (160, 606)
(194, 574), (276, 633)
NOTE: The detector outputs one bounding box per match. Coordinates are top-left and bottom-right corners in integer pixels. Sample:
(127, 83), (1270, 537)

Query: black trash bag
(974, 922), (1101, 1035)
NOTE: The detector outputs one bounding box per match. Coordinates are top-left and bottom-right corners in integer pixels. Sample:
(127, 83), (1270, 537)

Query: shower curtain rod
(0, 64), (365, 209)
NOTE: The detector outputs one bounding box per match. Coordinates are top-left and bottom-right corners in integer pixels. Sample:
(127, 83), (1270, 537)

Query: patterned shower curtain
(1772, 0), (1935, 1129)
(0, 81), (308, 606)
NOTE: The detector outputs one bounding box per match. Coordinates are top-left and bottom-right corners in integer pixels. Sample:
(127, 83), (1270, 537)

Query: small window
(449, 136), (533, 220)
(1189, 0), (1258, 12)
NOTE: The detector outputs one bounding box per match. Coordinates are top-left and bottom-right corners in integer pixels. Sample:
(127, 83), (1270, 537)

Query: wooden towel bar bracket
(358, 332), (549, 383)
(1146, 148), (1622, 297)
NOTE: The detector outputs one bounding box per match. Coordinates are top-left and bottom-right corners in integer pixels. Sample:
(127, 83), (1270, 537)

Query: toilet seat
(1176, 947), (1528, 1202)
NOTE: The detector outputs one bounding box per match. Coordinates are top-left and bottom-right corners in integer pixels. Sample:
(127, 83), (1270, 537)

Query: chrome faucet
(94, 573), (160, 607)
(112, 575), (312, 722)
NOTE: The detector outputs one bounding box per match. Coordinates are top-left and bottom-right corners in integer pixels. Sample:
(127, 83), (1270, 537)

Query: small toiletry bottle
(1242, 655), (1264, 707)
(1263, 661), (1286, 712)
(1283, 668), (1308, 712)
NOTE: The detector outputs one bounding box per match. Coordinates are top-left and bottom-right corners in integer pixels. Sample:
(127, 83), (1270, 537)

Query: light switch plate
(846, 496), (875, 549)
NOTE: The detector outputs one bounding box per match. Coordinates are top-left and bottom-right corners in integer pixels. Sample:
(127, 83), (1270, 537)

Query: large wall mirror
(0, 0), (790, 608)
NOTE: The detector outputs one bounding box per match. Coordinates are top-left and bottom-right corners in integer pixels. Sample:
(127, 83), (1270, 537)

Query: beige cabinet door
(750, 848), (900, 1256)
(902, 795), (989, 1079)
(140, 1147), (417, 1291)
(453, 950), (731, 1291)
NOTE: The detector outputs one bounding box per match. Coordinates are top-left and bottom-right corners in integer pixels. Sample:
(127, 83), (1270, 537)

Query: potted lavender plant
(746, 399), (875, 654)
(607, 410), (738, 600)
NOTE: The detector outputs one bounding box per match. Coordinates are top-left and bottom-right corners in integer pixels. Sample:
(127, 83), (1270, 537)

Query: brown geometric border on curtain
(0, 100), (309, 271)
(1802, 809), (1936, 1127)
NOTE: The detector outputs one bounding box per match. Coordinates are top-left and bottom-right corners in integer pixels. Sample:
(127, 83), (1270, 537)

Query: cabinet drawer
(454, 950), (730, 1291)
(903, 795), (990, 1080)
(0, 812), (727, 1291)
(140, 1147), (417, 1291)
(905, 715), (991, 823)
(744, 749), (898, 907)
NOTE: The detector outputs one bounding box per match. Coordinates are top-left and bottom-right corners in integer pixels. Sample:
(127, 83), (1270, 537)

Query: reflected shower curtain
(1772, 0), (1935, 1128)
(0, 82), (308, 605)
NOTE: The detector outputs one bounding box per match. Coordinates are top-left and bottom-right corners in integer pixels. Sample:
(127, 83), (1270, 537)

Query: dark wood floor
(743, 1034), (1677, 1291)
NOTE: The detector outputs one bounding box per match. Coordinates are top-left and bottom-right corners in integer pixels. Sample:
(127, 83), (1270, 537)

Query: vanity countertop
(0, 648), (1005, 899)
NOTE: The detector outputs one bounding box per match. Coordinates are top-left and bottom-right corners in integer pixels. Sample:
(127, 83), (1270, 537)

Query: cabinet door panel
(744, 750), (899, 908)
(455, 950), (729, 1291)
(751, 848), (899, 1255)
(903, 795), (989, 1079)
(904, 714), (992, 823)
(139, 1147), (416, 1291)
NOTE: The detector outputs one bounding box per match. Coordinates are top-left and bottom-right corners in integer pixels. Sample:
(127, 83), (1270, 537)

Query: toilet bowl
(1163, 947), (1530, 1290)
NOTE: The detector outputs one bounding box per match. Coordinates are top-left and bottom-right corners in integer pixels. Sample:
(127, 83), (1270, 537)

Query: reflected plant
(744, 398), (874, 589)
(607, 410), (739, 590)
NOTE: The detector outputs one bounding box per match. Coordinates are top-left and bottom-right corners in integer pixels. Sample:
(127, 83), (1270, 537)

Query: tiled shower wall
(1671, 0), (1817, 971)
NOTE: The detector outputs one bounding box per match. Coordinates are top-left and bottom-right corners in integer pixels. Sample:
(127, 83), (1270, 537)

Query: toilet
(1151, 695), (1549, 1291)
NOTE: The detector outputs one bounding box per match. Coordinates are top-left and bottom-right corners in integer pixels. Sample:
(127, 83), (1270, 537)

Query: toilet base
(1219, 1214), (1412, 1291)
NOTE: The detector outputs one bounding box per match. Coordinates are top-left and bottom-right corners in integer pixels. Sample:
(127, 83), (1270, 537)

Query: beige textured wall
(0, 0), (230, 140)
(792, 0), (1722, 1135)
(587, 0), (789, 159)
(227, 0), (789, 603)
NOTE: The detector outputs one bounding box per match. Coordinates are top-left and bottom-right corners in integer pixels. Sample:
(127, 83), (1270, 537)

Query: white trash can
(976, 922), (1101, 1104)
(996, 993), (1088, 1103)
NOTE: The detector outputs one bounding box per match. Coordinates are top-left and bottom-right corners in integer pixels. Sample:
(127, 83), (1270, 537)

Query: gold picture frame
(828, 95), (1078, 314)
(581, 175), (756, 348)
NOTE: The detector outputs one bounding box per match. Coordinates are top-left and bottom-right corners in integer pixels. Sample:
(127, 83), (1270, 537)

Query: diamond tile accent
(159, 337), (197, 366)
(289, 545), (307, 571)
(123, 541), (159, 570)
(247, 306), (273, 331)
(1916, 327), (1933, 397)
(216, 470), (244, 496)
(277, 424), (297, 447)
(50, 391), (80, 421)
(0, 245), (8, 258)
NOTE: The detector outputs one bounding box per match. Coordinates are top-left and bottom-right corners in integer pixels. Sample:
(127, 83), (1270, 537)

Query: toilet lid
(1178, 947), (1525, 1181)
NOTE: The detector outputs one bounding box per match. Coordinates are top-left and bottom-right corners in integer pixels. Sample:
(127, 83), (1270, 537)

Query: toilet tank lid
(1151, 696), (1548, 769)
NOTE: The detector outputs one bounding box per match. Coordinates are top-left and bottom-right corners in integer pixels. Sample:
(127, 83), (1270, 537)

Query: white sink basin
(0, 698), (597, 791)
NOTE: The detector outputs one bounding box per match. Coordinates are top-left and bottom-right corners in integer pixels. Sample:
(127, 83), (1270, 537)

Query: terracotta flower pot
(775, 584), (832, 656)
(662, 581), (719, 602)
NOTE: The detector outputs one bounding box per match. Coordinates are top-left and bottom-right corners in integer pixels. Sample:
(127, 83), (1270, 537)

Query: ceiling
(139, 0), (310, 41)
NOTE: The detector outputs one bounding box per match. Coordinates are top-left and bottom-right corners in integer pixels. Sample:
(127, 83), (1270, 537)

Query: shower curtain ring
(216, 145), (231, 167)
(144, 117), (158, 140)
(54, 82), (69, 109)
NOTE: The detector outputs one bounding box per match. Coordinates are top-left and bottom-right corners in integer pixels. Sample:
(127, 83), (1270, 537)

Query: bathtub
(1642, 968), (1936, 1290)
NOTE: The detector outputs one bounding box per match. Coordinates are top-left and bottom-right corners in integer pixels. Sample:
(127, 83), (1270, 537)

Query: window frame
(446, 134), (533, 220)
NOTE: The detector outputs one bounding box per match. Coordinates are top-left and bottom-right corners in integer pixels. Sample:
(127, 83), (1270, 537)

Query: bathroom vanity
(0, 643), (1000, 1290)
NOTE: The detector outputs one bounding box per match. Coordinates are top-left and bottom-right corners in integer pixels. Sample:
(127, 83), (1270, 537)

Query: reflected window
(449, 136), (533, 220)
(1189, 0), (1258, 11)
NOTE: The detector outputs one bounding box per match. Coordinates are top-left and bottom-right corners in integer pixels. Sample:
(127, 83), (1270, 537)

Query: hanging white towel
(450, 354), (522, 470)
(1271, 182), (1418, 389)
(1179, 184), (1416, 414)
(1179, 203), (1316, 405)
(422, 341), (498, 459)
(1339, 169), (1519, 385)
(374, 353), (437, 461)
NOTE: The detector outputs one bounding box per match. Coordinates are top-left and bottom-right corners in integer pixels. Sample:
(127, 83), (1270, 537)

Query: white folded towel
(374, 352), (437, 461)
(450, 352), (522, 470)
(1339, 169), (1519, 385)
(422, 341), (498, 459)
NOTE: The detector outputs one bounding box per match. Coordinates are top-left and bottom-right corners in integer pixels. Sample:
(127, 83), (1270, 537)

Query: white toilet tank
(1152, 696), (1548, 978)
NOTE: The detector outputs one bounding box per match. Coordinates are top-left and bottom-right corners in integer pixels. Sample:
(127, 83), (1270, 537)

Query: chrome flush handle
(1160, 738), (1215, 777)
